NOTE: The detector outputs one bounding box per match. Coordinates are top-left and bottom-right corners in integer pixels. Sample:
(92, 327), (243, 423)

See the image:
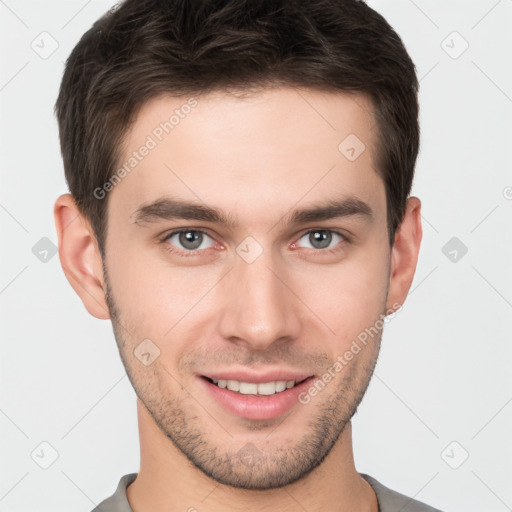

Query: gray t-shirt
(91, 473), (443, 511)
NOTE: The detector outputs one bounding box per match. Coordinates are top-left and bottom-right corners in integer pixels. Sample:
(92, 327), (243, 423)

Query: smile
(207, 378), (302, 395)
(200, 373), (315, 420)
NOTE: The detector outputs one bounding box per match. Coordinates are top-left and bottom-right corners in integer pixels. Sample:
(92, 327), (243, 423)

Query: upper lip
(201, 370), (314, 384)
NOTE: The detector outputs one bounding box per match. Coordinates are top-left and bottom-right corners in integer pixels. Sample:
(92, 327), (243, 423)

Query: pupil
(310, 230), (331, 249)
(180, 231), (202, 250)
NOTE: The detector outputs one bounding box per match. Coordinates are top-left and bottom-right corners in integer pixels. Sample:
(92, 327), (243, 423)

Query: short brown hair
(55, 0), (419, 252)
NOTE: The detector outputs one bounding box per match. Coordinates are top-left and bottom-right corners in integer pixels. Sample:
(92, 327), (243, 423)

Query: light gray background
(1, 1), (511, 511)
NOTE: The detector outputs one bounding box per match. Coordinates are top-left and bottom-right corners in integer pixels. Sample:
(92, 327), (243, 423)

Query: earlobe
(385, 196), (423, 312)
(53, 193), (111, 320)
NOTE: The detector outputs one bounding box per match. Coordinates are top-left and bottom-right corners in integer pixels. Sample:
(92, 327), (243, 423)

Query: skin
(54, 87), (422, 512)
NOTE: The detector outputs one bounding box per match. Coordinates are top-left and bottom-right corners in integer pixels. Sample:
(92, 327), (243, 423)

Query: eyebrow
(131, 195), (374, 229)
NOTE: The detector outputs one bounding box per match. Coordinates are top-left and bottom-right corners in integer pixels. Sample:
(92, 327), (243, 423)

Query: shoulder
(361, 473), (444, 512)
(90, 473), (138, 512)
(92, 472), (445, 512)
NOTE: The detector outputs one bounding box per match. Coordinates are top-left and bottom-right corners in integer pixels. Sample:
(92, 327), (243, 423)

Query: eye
(294, 229), (347, 251)
(163, 229), (216, 253)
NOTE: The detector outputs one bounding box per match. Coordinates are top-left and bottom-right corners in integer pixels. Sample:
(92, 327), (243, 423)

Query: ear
(385, 196), (423, 312)
(53, 193), (111, 320)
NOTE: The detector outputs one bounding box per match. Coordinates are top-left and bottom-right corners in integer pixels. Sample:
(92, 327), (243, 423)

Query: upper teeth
(212, 379), (296, 395)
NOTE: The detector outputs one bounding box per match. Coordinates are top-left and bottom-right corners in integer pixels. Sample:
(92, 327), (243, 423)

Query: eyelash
(159, 228), (350, 258)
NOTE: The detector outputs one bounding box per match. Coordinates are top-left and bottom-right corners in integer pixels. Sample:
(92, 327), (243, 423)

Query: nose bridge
(217, 241), (301, 348)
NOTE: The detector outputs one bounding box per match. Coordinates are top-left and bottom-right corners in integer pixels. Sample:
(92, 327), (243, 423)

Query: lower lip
(199, 376), (315, 421)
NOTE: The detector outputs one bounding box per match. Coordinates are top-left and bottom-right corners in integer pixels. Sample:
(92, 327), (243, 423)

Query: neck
(126, 399), (378, 512)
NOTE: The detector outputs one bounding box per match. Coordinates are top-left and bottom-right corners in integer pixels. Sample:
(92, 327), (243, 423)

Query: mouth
(199, 373), (315, 420)
(202, 376), (308, 396)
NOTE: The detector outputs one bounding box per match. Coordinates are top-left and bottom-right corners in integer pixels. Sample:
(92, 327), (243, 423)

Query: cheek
(106, 248), (218, 343)
(292, 249), (389, 342)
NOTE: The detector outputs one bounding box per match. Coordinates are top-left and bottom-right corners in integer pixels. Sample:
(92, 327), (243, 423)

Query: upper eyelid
(163, 228), (216, 243)
(293, 229), (348, 248)
(162, 227), (348, 249)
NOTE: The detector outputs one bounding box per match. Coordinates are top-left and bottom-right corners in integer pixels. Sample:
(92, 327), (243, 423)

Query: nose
(216, 245), (303, 351)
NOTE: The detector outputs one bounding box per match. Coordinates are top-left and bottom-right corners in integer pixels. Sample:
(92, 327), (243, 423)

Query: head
(54, 0), (422, 490)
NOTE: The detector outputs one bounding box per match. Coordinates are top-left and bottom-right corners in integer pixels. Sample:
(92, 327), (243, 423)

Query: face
(102, 87), (393, 489)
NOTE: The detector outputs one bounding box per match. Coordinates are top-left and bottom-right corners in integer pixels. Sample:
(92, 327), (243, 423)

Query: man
(53, 0), (442, 510)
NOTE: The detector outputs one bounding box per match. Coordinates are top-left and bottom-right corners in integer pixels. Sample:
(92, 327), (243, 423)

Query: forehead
(109, 87), (385, 229)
